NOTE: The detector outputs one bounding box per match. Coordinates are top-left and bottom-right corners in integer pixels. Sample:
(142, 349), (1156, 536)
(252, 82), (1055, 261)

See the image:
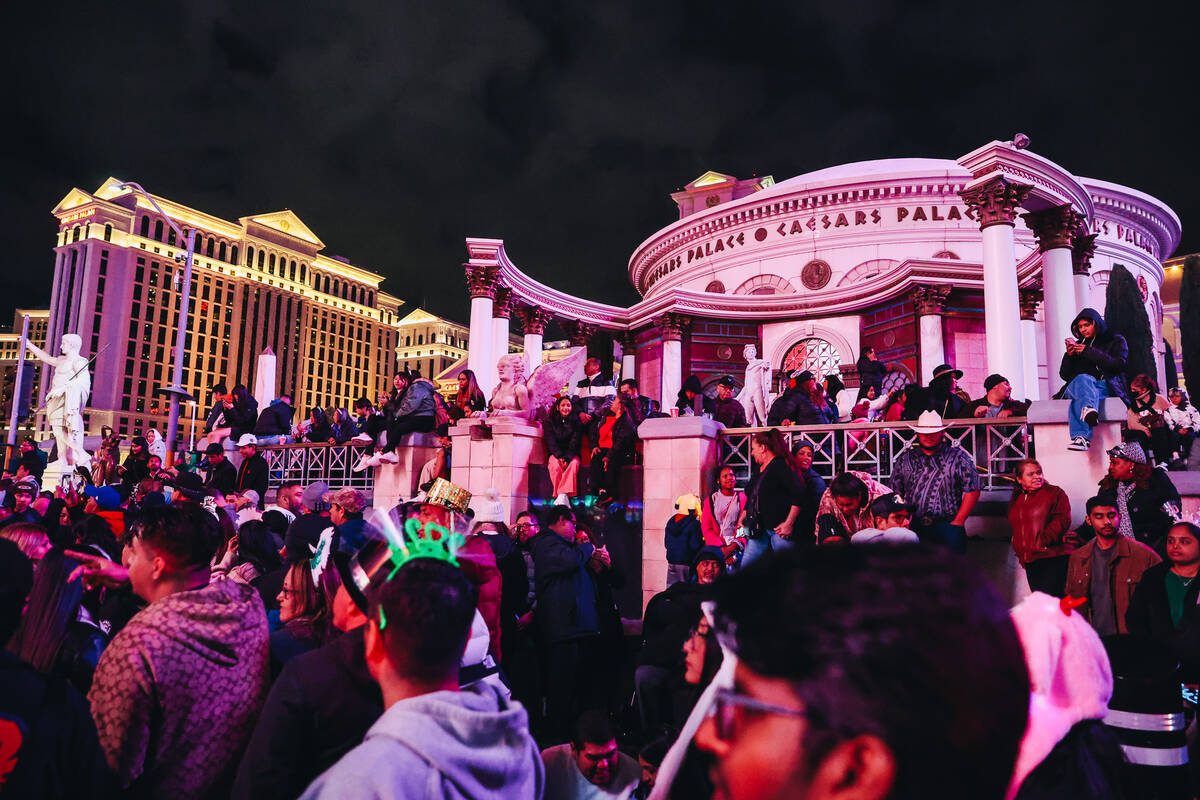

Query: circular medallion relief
(1137, 275), (1149, 301)
(800, 260), (832, 290)
(705, 195), (721, 208)
(716, 345), (733, 360)
(883, 332), (897, 347)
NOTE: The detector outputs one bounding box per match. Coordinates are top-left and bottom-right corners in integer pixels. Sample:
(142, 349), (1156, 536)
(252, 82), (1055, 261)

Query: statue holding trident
(26, 334), (92, 472)
(736, 343), (773, 427)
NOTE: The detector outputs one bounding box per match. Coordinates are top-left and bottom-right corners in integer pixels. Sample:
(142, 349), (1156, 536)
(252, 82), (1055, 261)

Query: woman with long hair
(272, 556), (342, 675)
(544, 395), (583, 504)
(1008, 459), (1075, 596)
(6, 549), (107, 693)
(329, 407), (357, 444)
(0, 521), (51, 561)
(455, 370), (487, 419)
(211, 520), (282, 585)
(226, 384), (259, 441)
(303, 406), (333, 443)
(739, 429), (805, 567)
(590, 394), (638, 506)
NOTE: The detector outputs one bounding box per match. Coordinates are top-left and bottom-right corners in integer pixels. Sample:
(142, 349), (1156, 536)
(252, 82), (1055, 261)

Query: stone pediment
(242, 210), (324, 249)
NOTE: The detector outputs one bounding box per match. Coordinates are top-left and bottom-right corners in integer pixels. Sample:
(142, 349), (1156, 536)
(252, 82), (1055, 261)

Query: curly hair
(497, 353), (527, 382)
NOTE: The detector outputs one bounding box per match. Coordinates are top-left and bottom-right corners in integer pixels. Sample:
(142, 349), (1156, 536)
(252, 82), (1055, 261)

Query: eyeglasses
(514, 522), (536, 531)
(712, 688), (807, 741)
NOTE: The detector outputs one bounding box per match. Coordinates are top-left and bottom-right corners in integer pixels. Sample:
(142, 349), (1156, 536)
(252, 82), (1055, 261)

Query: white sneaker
(378, 451), (400, 465)
(1080, 406), (1099, 428)
(352, 454), (374, 473)
(554, 493), (569, 505)
(351, 433), (373, 443)
(1067, 436), (1090, 451)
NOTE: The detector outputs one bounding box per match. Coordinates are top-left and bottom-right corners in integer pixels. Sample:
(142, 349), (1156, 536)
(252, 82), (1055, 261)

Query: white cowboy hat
(907, 410), (948, 434)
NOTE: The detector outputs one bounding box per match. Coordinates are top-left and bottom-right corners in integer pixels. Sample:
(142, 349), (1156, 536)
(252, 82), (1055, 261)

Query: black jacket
(1058, 308), (1130, 402)
(204, 457), (238, 495)
(0, 651), (116, 799)
(593, 408), (638, 458)
(253, 401), (295, 436)
(235, 453), (269, 502)
(712, 396), (747, 428)
(1100, 469), (1182, 550)
(857, 356), (887, 392)
(639, 581), (711, 669)
(226, 398), (259, 439)
(544, 411), (583, 460)
(232, 628), (382, 800)
(766, 389), (833, 426)
(529, 531), (598, 643)
(747, 456), (806, 532)
(675, 375), (715, 417)
(1125, 561), (1200, 681)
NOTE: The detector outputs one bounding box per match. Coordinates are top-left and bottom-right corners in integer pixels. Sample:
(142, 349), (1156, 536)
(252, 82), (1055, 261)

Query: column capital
(653, 313), (690, 342)
(1019, 288), (1043, 321)
(464, 264), (500, 299)
(1071, 232), (1098, 276)
(619, 329), (639, 350)
(959, 177), (1033, 229)
(491, 286), (513, 319)
(1021, 204), (1077, 252)
(560, 319), (598, 348)
(909, 284), (951, 316)
(516, 304), (554, 335)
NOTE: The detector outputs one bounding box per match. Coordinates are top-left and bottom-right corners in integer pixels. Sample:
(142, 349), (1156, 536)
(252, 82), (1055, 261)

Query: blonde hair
(1, 522), (51, 560)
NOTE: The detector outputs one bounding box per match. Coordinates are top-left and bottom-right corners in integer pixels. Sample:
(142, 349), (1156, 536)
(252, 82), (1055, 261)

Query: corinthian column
(517, 304), (553, 378)
(654, 313), (689, 408)
(1023, 204), (1077, 395)
(1019, 288), (1043, 401)
(1072, 229), (1098, 310)
(465, 264), (499, 397)
(960, 177), (1032, 401)
(491, 286), (512, 388)
(910, 285), (951, 384)
(560, 319), (597, 390)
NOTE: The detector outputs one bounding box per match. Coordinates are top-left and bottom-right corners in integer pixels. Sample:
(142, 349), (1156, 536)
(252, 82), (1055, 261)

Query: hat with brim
(236, 434), (258, 448)
(931, 364), (963, 381)
(84, 484), (121, 510)
(907, 410), (949, 434)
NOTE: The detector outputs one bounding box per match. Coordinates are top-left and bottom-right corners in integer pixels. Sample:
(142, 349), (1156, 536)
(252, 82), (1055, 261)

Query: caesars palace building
(463, 139), (1180, 411)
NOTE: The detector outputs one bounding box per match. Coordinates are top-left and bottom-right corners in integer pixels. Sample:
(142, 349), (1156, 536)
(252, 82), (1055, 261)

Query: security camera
(1012, 133), (1031, 150)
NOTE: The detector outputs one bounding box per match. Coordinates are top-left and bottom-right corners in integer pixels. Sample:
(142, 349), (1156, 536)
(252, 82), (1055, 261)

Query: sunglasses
(711, 688), (807, 741)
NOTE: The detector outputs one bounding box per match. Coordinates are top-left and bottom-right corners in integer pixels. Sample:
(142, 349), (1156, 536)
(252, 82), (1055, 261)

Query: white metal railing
(260, 441), (375, 493)
(718, 418), (1031, 491)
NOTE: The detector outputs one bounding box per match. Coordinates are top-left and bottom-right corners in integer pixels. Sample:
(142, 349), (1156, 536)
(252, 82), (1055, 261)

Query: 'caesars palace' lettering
(1090, 218), (1155, 256)
(644, 204), (969, 289)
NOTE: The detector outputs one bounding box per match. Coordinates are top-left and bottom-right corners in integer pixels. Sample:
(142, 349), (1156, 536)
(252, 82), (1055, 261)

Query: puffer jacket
(1008, 483), (1075, 565)
(1058, 308), (1130, 402)
(392, 379), (437, 420)
(458, 535), (503, 660)
(1165, 401), (1200, 432)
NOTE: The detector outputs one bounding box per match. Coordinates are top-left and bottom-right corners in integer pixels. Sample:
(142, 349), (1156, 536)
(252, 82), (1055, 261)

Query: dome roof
(757, 158), (971, 201)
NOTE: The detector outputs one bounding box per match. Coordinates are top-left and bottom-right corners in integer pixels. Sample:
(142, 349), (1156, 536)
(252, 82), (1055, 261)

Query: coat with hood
(529, 530), (598, 643)
(766, 387), (831, 427)
(298, 682), (544, 800)
(253, 399), (295, 437)
(675, 375), (715, 417)
(87, 579), (269, 800)
(664, 512), (704, 565)
(1058, 308), (1130, 402)
(393, 378), (438, 421)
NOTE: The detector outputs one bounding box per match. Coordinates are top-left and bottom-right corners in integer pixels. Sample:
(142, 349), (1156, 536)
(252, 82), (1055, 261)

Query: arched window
(290, 260), (297, 281)
(257, 250), (265, 269)
(206, 238), (215, 257)
(705, 280), (726, 293)
(231, 245), (239, 264)
(153, 220), (163, 241)
(218, 242), (227, 262)
(341, 283), (349, 300)
(881, 367), (913, 394)
(734, 274), (795, 295)
(781, 337), (842, 378)
(103, 224), (112, 242)
(300, 263), (307, 283)
(139, 216), (150, 237)
(72, 226), (81, 242)
(246, 246), (255, 266)
(332, 279), (340, 297)
(837, 259), (901, 287)
(167, 227), (176, 246)
(268, 253), (276, 274)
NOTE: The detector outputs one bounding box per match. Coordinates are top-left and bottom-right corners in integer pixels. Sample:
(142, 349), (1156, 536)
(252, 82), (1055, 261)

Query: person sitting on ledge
(1165, 388), (1199, 467)
(675, 374), (713, 418)
(1124, 373), (1174, 466)
(618, 378), (658, 427)
(1059, 307), (1129, 452)
(354, 371), (438, 471)
(711, 376), (747, 428)
(961, 373), (1030, 419)
(574, 357), (616, 427)
(925, 363), (968, 419)
(590, 395), (638, 507)
(253, 392), (295, 445)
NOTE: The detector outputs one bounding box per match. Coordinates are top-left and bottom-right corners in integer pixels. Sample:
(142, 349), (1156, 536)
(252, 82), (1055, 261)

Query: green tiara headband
(373, 513), (465, 631)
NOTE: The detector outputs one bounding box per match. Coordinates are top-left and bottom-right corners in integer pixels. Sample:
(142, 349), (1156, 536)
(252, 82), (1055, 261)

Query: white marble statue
(488, 348), (588, 421)
(26, 333), (92, 471)
(736, 344), (773, 427)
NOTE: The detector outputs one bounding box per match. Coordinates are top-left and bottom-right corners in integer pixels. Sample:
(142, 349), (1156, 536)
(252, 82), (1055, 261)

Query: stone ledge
(1026, 397), (1126, 424)
(638, 416), (724, 440)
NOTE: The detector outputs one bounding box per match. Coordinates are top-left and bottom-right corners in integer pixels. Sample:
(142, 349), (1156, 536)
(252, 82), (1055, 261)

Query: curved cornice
(957, 140), (1095, 222)
(1080, 177), (1181, 261)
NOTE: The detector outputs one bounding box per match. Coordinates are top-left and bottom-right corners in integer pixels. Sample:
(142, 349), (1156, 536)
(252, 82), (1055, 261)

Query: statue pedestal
(371, 433), (440, 510)
(1027, 398), (1126, 528)
(449, 416), (548, 524)
(638, 416), (724, 611)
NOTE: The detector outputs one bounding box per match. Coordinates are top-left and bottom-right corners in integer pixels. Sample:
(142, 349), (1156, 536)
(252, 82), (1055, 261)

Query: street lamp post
(115, 182), (196, 467)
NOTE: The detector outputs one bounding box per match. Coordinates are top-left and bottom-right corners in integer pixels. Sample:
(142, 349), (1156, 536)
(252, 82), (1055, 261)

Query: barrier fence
(260, 441), (375, 493)
(718, 418), (1032, 491)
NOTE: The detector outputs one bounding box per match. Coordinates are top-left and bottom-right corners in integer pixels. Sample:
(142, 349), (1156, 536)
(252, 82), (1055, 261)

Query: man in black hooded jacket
(1059, 307), (1129, 451)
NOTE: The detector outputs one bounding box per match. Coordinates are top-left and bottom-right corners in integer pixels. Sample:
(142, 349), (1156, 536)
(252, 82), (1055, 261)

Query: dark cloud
(1, 0), (1198, 329)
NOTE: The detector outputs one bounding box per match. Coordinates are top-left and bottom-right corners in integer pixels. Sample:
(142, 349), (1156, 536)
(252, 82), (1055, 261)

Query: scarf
(1116, 481), (1136, 540)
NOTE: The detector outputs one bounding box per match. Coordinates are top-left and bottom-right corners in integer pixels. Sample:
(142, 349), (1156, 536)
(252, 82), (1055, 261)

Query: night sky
(4, 1), (1198, 329)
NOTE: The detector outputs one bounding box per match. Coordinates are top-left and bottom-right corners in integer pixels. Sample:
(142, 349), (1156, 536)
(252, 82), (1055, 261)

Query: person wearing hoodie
(1058, 307), (1129, 451)
(84, 503), (269, 800)
(765, 370), (833, 426)
(300, 552), (543, 800)
(664, 493), (704, 585)
(674, 374), (714, 417)
(253, 392), (296, 444)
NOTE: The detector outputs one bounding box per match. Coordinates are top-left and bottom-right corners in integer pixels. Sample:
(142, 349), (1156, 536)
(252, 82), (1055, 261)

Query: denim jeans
(913, 519), (967, 554)
(256, 434), (289, 446)
(741, 528), (794, 568)
(1064, 374), (1111, 441)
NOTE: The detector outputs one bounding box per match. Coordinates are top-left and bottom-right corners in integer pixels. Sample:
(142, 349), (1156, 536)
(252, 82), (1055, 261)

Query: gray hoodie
(300, 682), (543, 799)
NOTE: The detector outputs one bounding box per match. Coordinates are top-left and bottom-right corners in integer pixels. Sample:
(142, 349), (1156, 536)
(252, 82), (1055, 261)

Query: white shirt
(541, 743), (640, 800)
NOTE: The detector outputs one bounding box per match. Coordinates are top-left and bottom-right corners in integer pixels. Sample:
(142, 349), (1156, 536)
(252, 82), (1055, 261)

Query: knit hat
(204, 443), (224, 456)
(1106, 441), (1147, 464)
(674, 493), (701, 516)
(717, 375), (736, 388)
(84, 484), (121, 511)
(301, 481), (330, 511)
(984, 374), (1009, 391)
(469, 488), (505, 523)
(1005, 592), (1113, 799)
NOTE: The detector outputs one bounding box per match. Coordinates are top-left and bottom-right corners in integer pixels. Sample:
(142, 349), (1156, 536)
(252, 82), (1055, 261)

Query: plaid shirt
(890, 440), (981, 520)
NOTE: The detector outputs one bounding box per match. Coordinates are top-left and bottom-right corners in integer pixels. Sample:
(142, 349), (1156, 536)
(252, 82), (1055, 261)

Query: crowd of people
(1, 295), (1200, 798)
